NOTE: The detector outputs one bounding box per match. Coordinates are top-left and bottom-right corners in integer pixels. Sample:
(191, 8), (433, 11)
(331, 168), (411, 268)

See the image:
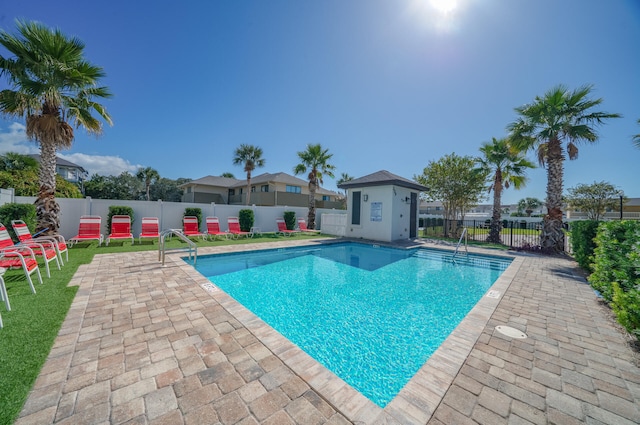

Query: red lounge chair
(69, 216), (104, 247)
(106, 215), (134, 246)
(205, 217), (229, 240)
(276, 218), (298, 237)
(297, 218), (320, 233)
(0, 224), (59, 278)
(11, 220), (69, 265)
(0, 249), (42, 294)
(138, 217), (160, 243)
(182, 216), (206, 240)
(227, 217), (251, 238)
(0, 271), (8, 328)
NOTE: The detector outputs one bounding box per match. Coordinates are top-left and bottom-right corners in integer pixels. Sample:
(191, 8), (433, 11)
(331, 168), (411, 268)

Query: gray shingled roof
(337, 170), (427, 191)
(178, 175), (242, 188)
(182, 172), (339, 196)
(28, 154), (87, 172)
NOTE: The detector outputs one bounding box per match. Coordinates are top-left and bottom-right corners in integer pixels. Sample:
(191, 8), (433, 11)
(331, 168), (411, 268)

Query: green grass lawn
(0, 232), (325, 425)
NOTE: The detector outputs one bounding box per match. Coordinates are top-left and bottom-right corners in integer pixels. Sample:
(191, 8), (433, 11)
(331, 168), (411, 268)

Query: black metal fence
(420, 218), (570, 250)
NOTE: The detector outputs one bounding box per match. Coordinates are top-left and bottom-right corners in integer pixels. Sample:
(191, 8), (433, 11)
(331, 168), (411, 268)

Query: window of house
(228, 189), (235, 196)
(261, 185), (269, 192)
(286, 185), (301, 193)
(251, 186), (256, 193)
(351, 191), (361, 225)
(322, 195), (330, 201)
(187, 187), (192, 193)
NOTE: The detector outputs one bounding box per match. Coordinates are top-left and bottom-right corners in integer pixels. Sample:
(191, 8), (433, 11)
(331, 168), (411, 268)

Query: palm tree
(517, 197), (543, 217)
(0, 21), (112, 234)
(508, 85), (620, 252)
(220, 172), (235, 178)
(476, 138), (535, 244)
(294, 144), (335, 229)
(232, 144), (265, 205)
(136, 167), (160, 201)
(633, 118), (640, 149)
(336, 172), (353, 197)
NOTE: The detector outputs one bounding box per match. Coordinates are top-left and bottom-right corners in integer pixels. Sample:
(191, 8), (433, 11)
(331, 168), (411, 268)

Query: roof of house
(337, 170), (428, 192)
(178, 175), (242, 188)
(181, 172), (339, 195)
(28, 154), (87, 173)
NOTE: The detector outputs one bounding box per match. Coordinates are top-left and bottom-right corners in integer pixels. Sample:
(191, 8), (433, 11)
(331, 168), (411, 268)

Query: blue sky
(0, 0), (638, 205)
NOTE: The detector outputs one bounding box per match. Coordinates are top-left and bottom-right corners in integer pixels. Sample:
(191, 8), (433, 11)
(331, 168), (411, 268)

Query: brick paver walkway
(14, 240), (640, 424)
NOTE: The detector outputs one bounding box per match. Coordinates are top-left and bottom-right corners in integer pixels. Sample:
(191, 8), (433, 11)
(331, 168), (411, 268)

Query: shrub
(570, 220), (600, 273)
(184, 207), (202, 227)
(107, 206), (134, 231)
(0, 203), (37, 242)
(283, 211), (296, 230)
(239, 209), (254, 232)
(589, 221), (640, 340)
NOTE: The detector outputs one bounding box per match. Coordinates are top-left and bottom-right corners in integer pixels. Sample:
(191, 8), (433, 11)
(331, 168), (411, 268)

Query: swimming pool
(192, 242), (512, 407)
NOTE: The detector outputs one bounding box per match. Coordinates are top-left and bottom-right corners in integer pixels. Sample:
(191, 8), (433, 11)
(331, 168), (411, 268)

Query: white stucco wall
(346, 185), (419, 242)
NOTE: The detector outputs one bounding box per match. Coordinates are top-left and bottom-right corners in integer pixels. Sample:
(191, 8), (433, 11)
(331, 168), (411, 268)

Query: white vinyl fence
(2, 194), (347, 240)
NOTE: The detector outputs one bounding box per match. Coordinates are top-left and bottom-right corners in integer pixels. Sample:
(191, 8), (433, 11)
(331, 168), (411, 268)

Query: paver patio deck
(14, 239), (640, 424)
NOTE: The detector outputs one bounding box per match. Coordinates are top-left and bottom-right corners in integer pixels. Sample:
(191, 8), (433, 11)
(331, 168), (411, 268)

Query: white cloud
(0, 121), (141, 177)
(59, 153), (141, 177)
(0, 122), (38, 154)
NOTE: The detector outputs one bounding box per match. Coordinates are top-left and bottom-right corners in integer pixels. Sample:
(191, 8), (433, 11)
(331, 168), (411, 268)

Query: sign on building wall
(370, 202), (382, 222)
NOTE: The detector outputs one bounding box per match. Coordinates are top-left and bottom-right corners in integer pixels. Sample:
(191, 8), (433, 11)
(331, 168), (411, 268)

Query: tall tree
(476, 138), (535, 244)
(517, 197), (543, 217)
(415, 153), (487, 227)
(0, 20), (112, 234)
(565, 181), (622, 221)
(336, 172), (353, 197)
(294, 144), (335, 229)
(232, 144), (264, 205)
(220, 172), (235, 178)
(136, 166), (160, 201)
(508, 85), (620, 252)
(0, 152), (38, 171)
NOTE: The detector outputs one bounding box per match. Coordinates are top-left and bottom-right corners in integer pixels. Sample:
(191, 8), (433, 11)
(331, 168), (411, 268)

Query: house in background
(180, 172), (343, 208)
(338, 170), (427, 242)
(29, 154), (89, 191)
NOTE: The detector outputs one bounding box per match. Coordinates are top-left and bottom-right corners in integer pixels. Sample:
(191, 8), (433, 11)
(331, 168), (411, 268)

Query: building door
(410, 192), (417, 238)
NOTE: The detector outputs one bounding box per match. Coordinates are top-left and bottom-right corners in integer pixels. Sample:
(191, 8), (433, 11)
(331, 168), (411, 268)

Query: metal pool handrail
(159, 229), (197, 266)
(453, 227), (468, 258)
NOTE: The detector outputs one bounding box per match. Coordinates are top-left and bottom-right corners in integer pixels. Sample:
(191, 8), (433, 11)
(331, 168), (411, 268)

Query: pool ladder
(158, 229), (197, 266)
(452, 227), (468, 259)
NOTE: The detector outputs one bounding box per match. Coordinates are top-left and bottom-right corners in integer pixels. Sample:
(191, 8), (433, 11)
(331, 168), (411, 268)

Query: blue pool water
(192, 243), (512, 407)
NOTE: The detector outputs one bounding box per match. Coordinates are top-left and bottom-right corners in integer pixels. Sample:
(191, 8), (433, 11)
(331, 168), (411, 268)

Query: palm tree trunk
(308, 179), (317, 229)
(245, 172), (251, 205)
(488, 175), (503, 244)
(35, 142), (61, 235)
(542, 139), (565, 252)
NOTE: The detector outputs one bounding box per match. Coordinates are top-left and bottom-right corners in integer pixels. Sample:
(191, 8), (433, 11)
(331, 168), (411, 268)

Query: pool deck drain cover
(495, 325), (527, 339)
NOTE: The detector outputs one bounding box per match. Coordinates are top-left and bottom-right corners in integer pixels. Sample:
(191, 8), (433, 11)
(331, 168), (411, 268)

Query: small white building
(338, 170), (427, 242)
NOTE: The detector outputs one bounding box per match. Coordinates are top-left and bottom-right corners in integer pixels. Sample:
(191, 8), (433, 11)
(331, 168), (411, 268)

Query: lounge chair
(227, 217), (251, 238)
(0, 223), (59, 278)
(69, 216), (104, 247)
(138, 217), (160, 243)
(11, 219), (69, 264)
(182, 216), (206, 240)
(106, 215), (134, 246)
(0, 249), (42, 294)
(297, 218), (320, 234)
(276, 218), (299, 237)
(205, 217), (229, 240)
(0, 271), (8, 328)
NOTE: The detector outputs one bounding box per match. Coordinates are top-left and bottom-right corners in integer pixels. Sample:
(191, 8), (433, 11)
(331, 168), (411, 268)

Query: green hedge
(588, 221), (640, 339)
(239, 209), (254, 232)
(284, 211), (296, 230)
(0, 203), (37, 242)
(570, 220), (600, 273)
